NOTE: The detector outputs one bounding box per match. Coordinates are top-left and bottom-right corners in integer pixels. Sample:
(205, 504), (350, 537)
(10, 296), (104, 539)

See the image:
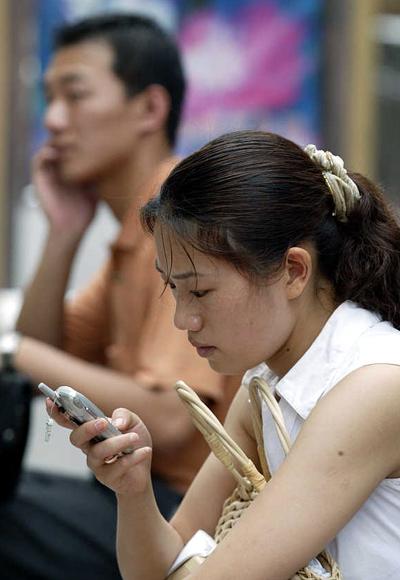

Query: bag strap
(248, 376), (292, 481)
(173, 378), (343, 580)
(249, 376), (291, 452)
(175, 377), (291, 489)
(175, 380), (265, 493)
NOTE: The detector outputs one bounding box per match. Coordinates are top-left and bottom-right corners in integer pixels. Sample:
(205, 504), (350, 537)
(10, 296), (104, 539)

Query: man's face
(44, 40), (141, 183)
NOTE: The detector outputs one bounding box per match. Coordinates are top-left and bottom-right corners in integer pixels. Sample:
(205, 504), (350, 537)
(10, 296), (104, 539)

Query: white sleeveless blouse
(244, 301), (400, 580)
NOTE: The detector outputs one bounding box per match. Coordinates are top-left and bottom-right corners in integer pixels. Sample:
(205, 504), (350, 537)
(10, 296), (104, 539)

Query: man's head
(44, 13), (186, 183)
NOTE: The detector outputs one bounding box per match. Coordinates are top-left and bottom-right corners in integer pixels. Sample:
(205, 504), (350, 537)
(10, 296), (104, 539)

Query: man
(0, 13), (240, 580)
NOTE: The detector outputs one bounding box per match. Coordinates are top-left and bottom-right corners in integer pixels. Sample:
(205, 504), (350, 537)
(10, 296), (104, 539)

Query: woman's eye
(191, 290), (209, 298)
(168, 282), (177, 291)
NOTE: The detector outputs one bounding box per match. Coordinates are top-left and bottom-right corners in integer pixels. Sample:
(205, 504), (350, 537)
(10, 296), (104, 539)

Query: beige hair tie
(304, 144), (361, 222)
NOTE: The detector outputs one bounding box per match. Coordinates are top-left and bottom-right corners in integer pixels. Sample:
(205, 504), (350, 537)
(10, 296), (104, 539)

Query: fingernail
(95, 419), (106, 432)
(113, 418), (125, 428)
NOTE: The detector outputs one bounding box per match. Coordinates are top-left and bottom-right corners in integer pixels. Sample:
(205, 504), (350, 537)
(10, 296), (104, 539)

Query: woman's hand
(46, 399), (153, 496)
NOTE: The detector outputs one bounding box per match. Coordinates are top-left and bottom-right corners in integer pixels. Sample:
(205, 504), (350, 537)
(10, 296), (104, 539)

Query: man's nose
(44, 100), (69, 133)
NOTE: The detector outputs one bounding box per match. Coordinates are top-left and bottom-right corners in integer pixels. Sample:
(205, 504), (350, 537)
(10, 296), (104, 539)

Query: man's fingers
(35, 144), (59, 161)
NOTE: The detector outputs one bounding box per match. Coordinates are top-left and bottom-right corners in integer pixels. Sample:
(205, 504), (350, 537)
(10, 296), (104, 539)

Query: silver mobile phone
(38, 382), (132, 450)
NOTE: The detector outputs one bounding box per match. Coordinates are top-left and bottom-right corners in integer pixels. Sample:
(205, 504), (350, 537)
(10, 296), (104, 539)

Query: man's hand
(16, 145), (100, 344)
(33, 144), (99, 239)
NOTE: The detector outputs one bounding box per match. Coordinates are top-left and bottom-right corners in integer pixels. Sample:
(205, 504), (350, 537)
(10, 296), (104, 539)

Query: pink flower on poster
(180, 3), (308, 120)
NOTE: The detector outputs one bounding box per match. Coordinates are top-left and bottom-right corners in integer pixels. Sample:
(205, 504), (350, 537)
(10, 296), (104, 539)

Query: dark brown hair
(54, 13), (185, 146)
(141, 130), (400, 328)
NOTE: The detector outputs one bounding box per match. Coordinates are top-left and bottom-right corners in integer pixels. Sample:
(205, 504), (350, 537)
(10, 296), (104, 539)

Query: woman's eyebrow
(154, 261), (205, 280)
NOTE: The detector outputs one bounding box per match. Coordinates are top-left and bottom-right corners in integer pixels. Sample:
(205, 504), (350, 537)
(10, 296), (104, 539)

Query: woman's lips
(195, 346), (216, 358)
(189, 339), (216, 358)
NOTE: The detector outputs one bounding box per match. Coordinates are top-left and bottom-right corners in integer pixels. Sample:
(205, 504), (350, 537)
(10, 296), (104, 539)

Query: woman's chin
(208, 358), (248, 376)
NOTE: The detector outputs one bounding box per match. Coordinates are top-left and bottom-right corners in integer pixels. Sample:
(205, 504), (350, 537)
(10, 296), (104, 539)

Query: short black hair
(53, 13), (186, 146)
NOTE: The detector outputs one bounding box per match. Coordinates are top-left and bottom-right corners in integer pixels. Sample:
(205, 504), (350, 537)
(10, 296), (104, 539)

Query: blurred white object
(0, 288), (23, 334)
(24, 398), (90, 478)
(11, 185), (118, 290)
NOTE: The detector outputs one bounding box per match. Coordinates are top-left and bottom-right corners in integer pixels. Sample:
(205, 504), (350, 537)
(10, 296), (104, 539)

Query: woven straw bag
(167, 376), (342, 580)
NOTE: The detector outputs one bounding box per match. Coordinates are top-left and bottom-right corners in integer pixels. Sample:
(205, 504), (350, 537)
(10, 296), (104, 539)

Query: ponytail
(334, 174), (400, 329)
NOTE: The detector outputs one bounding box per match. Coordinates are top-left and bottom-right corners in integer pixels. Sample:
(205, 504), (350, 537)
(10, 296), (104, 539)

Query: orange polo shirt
(63, 158), (241, 493)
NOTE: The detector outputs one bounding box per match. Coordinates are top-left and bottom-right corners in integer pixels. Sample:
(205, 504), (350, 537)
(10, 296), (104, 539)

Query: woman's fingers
(68, 417), (108, 448)
(45, 398), (76, 429)
(89, 444), (152, 474)
(111, 408), (142, 431)
(111, 408), (153, 449)
(114, 446), (152, 473)
(44, 401), (153, 492)
(84, 432), (140, 468)
(90, 446), (153, 495)
(68, 418), (145, 463)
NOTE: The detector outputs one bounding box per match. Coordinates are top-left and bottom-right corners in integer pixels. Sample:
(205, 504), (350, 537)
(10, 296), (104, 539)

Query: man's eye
(191, 290), (209, 298)
(66, 91), (89, 102)
(168, 282), (176, 291)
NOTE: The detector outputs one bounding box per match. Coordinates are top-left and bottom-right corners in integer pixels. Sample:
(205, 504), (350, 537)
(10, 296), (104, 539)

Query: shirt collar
(254, 301), (381, 420)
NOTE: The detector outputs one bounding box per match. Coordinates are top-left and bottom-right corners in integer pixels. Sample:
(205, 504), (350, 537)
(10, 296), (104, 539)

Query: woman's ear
(131, 84), (170, 136)
(284, 246), (313, 300)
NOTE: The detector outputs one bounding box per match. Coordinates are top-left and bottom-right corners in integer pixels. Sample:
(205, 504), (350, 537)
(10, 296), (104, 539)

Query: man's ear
(131, 84), (170, 136)
(284, 246), (312, 300)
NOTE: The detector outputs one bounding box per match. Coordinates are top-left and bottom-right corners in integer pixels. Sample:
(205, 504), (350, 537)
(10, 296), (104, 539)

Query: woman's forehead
(156, 241), (204, 277)
(154, 225), (193, 271)
(155, 223), (189, 259)
(154, 225), (221, 278)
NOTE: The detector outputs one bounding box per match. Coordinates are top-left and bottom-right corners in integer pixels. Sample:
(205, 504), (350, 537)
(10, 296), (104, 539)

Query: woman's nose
(174, 305), (202, 331)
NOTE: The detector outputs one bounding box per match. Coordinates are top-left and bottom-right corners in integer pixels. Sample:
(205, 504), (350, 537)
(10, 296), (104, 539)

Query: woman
(49, 131), (400, 579)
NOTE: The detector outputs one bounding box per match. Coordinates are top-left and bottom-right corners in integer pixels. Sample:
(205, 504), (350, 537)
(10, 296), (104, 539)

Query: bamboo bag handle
(170, 379), (342, 580)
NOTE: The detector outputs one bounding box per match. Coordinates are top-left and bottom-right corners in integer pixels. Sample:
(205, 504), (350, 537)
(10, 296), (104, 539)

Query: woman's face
(154, 227), (299, 376)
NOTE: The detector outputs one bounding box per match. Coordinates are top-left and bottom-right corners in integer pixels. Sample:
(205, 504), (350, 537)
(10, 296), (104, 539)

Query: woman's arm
(47, 385), (255, 580)
(180, 363), (400, 579)
(55, 404), (184, 580)
(49, 363), (400, 579)
(116, 385), (258, 578)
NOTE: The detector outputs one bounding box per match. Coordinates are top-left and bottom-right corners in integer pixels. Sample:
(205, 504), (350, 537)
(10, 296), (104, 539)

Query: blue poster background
(34, 0), (323, 155)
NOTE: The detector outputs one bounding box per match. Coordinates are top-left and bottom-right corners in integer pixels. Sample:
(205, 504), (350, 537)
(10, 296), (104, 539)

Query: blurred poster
(35, 0), (323, 155)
